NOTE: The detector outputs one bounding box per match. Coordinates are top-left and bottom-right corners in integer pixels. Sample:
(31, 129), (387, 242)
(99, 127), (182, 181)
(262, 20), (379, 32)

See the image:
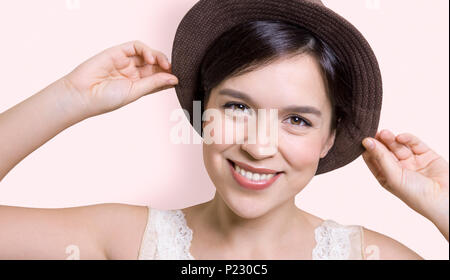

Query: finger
(362, 151), (384, 181)
(124, 40), (171, 71)
(362, 137), (403, 187)
(376, 129), (413, 161)
(129, 72), (178, 99)
(154, 52), (171, 71)
(120, 40), (156, 65)
(395, 133), (431, 155)
(131, 55), (146, 67)
(138, 63), (173, 79)
(362, 151), (397, 192)
(137, 64), (156, 77)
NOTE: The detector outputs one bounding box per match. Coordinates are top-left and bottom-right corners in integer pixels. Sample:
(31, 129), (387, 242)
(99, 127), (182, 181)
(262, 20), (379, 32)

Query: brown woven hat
(171, 0), (383, 175)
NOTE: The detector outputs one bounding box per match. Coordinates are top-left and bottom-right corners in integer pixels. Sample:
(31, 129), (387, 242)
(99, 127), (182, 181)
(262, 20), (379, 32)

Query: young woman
(0, 21), (448, 259)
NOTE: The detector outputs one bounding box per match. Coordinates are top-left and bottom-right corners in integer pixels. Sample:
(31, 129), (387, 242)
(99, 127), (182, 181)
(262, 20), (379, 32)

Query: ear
(320, 129), (336, 159)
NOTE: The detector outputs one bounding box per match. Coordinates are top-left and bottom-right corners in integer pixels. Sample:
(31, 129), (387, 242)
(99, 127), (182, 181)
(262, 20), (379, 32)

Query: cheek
(202, 113), (239, 180)
(279, 133), (323, 170)
(202, 141), (232, 181)
(203, 112), (246, 145)
(202, 116), (233, 157)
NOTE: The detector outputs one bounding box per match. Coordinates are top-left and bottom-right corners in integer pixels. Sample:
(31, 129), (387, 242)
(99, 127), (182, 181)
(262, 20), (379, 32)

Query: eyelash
(222, 102), (312, 127)
(223, 102), (251, 114)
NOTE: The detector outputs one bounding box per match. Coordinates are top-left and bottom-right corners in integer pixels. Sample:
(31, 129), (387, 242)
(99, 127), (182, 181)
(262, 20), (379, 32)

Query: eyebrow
(218, 88), (322, 118)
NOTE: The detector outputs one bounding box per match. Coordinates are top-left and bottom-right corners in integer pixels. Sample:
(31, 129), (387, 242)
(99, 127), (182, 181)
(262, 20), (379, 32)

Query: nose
(241, 141), (277, 160)
(240, 109), (278, 160)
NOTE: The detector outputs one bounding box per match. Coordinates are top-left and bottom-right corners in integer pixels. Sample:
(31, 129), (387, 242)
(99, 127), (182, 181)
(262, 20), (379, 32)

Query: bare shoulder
(89, 203), (149, 260)
(296, 208), (325, 229)
(361, 226), (423, 260)
(296, 208), (423, 260)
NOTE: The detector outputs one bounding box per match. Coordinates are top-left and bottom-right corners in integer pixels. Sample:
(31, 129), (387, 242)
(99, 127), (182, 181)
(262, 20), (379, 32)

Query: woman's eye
(222, 103), (310, 127)
(223, 102), (252, 115)
(285, 116), (311, 127)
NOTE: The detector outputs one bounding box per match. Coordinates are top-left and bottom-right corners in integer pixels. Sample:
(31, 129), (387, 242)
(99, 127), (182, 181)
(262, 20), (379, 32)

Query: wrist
(416, 182), (449, 241)
(54, 76), (92, 122)
(428, 209), (449, 242)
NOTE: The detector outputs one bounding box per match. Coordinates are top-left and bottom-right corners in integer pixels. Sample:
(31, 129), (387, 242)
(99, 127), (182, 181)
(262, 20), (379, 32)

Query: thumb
(362, 137), (403, 190)
(130, 73), (178, 100)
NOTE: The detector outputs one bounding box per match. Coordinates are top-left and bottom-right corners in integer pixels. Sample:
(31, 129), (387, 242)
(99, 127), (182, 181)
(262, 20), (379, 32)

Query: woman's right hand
(62, 40), (179, 118)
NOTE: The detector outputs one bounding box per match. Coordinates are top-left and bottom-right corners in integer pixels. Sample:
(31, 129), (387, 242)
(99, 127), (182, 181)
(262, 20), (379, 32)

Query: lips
(232, 159), (281, 174)
(227, 159), (283, 190)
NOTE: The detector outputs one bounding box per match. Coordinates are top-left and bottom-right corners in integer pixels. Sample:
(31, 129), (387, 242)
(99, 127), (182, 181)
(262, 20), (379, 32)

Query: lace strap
(312, 219), (364, 260)
(137, 207), (194, 260)
(138, 209), (364, 260)
(137, 206), (157, 260)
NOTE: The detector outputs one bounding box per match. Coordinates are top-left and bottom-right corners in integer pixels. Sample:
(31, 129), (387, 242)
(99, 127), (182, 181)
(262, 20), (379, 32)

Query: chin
(216, 187), (276, 219)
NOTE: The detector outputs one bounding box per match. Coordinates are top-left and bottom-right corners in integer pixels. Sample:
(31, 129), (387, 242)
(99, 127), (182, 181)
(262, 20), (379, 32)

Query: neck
(200, 192), (310, 251)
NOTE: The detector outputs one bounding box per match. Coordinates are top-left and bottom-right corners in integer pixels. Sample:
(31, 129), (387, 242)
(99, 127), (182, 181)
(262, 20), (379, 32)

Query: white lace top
(137, 206), (365, 260)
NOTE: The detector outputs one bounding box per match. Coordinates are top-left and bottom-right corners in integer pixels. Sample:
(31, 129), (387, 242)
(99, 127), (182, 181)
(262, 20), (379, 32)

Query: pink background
(0, 0), (448, 259)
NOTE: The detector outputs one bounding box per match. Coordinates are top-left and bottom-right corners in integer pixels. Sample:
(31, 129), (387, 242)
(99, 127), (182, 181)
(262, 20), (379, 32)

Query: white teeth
(252, 173), (260, 181)
(233, 163), (277, 182)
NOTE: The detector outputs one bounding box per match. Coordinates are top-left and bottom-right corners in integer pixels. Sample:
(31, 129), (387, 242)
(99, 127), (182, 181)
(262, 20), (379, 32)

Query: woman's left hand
(362, 129), (449, 231)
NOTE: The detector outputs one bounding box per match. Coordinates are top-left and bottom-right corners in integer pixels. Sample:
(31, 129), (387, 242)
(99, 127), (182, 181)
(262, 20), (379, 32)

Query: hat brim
(171, 0), (382, 175)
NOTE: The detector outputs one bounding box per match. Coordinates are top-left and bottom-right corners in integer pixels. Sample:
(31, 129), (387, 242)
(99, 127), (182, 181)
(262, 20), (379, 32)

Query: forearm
(431, 213), (449, 242)
(425, 187), (449, 242)
(0, 78), (87, 181)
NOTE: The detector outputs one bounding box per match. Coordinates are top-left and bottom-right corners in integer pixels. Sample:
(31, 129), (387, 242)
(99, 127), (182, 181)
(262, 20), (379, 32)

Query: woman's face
(202, 53), (336, 219)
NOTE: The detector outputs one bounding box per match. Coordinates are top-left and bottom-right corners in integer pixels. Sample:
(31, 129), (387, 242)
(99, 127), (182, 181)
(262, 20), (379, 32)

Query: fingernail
(363, 138), (375, 150)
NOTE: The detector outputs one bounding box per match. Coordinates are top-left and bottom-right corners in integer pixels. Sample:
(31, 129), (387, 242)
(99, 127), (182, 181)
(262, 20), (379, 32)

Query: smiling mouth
(227, 159), (283, 190)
